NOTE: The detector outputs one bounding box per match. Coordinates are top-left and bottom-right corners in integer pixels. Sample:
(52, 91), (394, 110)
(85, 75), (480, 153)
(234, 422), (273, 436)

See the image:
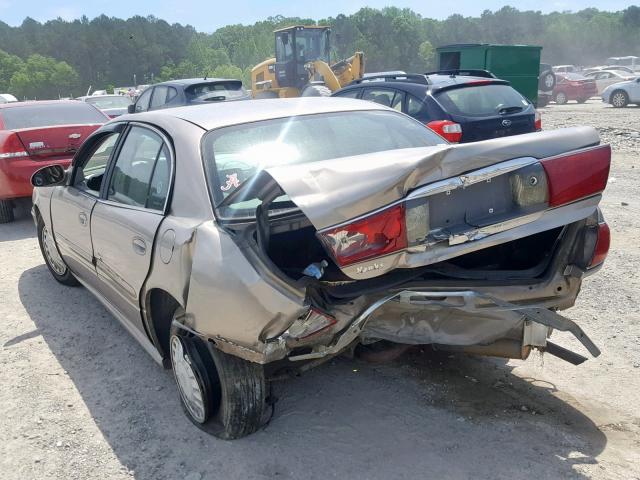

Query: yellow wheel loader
(251, 25), (364, 98)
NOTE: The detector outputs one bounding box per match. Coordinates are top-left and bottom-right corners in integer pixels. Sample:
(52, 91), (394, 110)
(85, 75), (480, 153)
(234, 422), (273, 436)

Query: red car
(0, 100), (108, 223)
(553, 73), (598, 104)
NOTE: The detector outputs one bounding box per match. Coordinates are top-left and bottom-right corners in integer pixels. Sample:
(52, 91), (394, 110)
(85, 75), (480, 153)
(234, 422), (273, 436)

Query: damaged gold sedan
(30, 98), (611, 438)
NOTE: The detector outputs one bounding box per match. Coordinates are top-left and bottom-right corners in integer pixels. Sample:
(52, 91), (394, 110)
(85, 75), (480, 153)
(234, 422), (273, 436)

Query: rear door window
(134, 88), (152, 112)
(435, 84), (530, 117)
(107, 126), (166, 209)
(362, 88), (403, 111)
(150, 86), (169, 109)
(1, 103), (106, 129)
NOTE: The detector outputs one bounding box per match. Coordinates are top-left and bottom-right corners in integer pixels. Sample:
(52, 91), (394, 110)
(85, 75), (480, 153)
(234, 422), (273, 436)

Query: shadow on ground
(0, 199), (36, 242)
(16, 264), (607, 480)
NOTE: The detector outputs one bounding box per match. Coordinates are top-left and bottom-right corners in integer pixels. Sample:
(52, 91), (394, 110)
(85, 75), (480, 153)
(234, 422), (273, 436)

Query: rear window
(185, 81), (247, 102)
(435, 84), (530, 117)
(1, 102), (106, 130)
(85, 96), (132, 109)
(202, 110), (443, 218)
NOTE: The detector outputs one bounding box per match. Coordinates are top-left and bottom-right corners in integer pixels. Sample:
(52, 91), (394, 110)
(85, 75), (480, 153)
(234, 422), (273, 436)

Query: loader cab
(274, 26), (331, 89)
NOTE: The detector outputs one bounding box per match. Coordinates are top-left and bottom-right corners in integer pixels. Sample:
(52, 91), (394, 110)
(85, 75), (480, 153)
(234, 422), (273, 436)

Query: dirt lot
(1, 100), (639, 480)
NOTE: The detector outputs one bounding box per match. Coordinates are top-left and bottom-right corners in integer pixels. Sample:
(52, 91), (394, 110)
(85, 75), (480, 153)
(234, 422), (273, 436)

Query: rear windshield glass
(2, 103), (106, 129)
(202, 110), (443, 218)
(85, 96), (132, 109)
(185, 81), (247, 102)
(435, 84), (530, 117)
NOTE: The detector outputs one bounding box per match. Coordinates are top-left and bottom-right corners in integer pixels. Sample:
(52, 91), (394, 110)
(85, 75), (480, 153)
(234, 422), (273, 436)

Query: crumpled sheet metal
(361, 300), (525, 346)
(265, 126), (600, 230)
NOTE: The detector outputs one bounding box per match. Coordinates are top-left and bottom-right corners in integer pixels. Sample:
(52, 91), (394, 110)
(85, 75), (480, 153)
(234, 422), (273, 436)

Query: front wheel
(611, 90), (629, 108)
(37, 217), (78, 286)
(170, 320), (267, 439)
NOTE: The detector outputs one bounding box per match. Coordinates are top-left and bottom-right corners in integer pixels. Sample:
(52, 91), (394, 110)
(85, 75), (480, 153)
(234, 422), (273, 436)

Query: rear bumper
(0, 157), (72, 200)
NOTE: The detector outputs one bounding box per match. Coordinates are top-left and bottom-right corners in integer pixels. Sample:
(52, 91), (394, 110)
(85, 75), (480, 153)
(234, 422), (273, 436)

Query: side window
(166, 86), (178, 104)
(75, 133), (121, 195)
(146, 144), (170, 210)
(135, 88), (152, 112)
(407, 94), (427, 117)
(334, 89), (361, 99)
(362, 88), (396, 107)
(150, 86), (169, 109)
(390, 91), (404, 112)
(107, 126), (164, 208)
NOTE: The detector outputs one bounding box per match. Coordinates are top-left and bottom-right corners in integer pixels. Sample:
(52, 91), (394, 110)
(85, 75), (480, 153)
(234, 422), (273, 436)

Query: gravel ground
(1, 101), (639, 480)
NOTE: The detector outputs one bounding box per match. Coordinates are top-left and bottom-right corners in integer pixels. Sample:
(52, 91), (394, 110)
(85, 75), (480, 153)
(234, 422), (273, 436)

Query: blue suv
(332, 70), (541, 143)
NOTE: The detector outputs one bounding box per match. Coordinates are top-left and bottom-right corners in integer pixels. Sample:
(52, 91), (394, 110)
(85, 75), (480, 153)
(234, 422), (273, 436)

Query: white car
(602, 77), (640, 107)
(0, 93), (18, 104)
(586, 70), (637, 95)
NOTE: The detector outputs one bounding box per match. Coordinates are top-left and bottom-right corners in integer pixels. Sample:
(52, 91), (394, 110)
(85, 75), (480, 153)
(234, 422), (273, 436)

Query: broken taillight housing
(541, 145), (611, 207)
(589, 222), (610, 268)
(318, 204), (407, 267)
(286, 308), (337, 341)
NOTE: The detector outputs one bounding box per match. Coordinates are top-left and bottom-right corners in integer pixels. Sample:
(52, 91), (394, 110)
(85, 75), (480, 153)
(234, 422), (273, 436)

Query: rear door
(434, 83), (535, 142)
(90, 124), (172, 329)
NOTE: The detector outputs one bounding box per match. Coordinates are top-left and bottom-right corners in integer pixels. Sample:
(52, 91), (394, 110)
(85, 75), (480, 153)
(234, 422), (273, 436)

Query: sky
(0, 0), (636, 32)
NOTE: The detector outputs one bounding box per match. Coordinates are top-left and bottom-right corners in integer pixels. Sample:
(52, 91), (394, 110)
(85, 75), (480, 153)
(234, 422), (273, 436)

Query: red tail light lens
(426, 120), (463, 143)
(589, 222), (610, 268)
(0, 132), (28, 159)
(318, 204), (407, 267)
(534, 110), (542, 131)
(541, 145), (610, 207)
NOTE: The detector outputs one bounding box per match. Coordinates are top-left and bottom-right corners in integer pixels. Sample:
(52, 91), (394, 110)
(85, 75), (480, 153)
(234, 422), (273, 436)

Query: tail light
(541, 145), (610, 207)
(286, 308), (337, 341)
(426, 120), (463, 143)
(0, 132), (28, 159)
(318, 204), (407, 267)
(534, 110), (542, 131)
(589, 222), (610, 268)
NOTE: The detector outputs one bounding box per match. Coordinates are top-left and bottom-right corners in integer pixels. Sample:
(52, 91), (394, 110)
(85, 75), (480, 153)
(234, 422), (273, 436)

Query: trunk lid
(454, 111), (535, 142)
(14, 124), (100, 159)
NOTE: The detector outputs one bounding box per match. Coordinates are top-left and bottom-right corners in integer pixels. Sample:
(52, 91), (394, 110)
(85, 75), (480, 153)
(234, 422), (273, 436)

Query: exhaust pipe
(434, 339), (531, 360)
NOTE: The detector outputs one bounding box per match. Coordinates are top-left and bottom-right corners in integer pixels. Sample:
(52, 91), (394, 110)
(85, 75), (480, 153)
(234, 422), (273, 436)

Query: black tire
(610, 90), (629, 108)
(0, 199), (14, 224)
(537, 95), (549, 108)
(37, 216), (79, 286)
(554, 91), (568, 105)
(254, 90), (279, 99)
(301, 84), (332, 97)
(170, 319), (267, 439)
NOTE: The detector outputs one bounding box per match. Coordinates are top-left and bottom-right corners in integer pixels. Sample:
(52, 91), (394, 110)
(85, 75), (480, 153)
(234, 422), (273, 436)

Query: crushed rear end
(205, 125), (611, 368)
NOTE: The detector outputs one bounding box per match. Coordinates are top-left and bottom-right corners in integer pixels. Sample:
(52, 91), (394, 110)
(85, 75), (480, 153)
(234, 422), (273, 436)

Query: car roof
(341, 74), (506, 93)
(0, 99), (84, 110)
(121, 97), (388, 130)
(153, 78), (241, 87)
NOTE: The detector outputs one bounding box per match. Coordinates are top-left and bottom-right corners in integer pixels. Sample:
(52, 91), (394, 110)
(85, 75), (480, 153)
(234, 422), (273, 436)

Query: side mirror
(31, 164), (67, 188)
(128, 104), (136, 114)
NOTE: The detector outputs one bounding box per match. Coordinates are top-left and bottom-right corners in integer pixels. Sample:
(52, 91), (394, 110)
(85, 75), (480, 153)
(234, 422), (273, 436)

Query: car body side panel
(264, 126), (600, 231)
(184, 221), (307, 355)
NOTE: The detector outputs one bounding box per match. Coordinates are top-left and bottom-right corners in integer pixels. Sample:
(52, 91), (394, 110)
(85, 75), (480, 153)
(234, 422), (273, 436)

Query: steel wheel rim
(42, 226), (66, 276)
(556, 93), (566, 104)
(170, 335), (207, 423)
(544, 75), (554, 89)
(612, 93), (625, 107)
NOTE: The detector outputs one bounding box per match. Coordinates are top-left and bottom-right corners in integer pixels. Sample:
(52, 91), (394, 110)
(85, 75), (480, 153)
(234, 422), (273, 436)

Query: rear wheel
(37, 217), (78, 286)
(611, 90), (629, 108)
(554, 92), (567, 105)
(170, 315), (267, 439)
(301, 84), (332, 97)
(0, 200), (14, 224)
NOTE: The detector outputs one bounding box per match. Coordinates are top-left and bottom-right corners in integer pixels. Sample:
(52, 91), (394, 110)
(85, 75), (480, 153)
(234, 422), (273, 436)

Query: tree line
(1, 6), (639, 99)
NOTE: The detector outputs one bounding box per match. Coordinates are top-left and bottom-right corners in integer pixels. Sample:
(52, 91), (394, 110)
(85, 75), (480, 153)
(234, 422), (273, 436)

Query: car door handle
(132, 238), (147, 255)
(78, 212), (88, 226)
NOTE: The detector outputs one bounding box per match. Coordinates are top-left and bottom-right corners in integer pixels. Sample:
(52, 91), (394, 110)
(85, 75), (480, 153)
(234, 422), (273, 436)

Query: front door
(90, 124), (172, 329)
(50, 130), (122, 286)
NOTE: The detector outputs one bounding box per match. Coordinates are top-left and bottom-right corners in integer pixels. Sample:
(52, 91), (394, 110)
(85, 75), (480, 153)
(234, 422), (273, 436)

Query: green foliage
(0, 6), (638, 99)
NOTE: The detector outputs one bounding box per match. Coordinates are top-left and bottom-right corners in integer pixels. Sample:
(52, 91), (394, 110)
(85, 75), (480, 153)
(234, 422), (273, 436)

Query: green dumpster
(437, 44), (542, 105)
